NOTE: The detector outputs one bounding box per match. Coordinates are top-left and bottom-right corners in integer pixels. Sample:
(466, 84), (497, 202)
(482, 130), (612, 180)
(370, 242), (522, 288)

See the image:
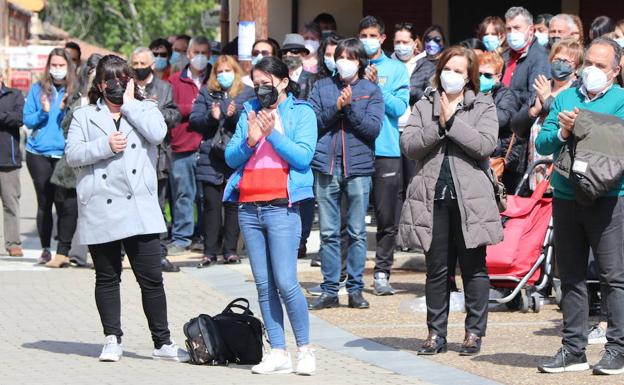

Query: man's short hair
(188, 36), (211, 53)
(588, 37), (622, 69)
(313, 13), (337, 30)
(149, 38), (172, 57)
(505, 6), (533, 25)
(65, 41), (82, 58)
(550, 14), (576, 32)
(132, 47), (155, 63)
(359, 15), (385, 35)
(176, 34), (191, 44)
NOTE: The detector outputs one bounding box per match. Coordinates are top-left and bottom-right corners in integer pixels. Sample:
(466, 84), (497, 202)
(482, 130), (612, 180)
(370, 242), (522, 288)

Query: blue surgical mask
(360, 38), (381, 56)
(425, 40), (442, 56)
(324, 56), (336, 73)
(482, 35), (500, 52)
(208, 54), (218, 66)
(170, 51), (181, 65)
(616, 38), (624, 48)
(535, 32), (549, 46)
(154, 57), (168, 71)
(507, 31), (527, 51)
(479, 74), (496, 93)
(217, 72), (235, 89)
(251, 54), (263, 66)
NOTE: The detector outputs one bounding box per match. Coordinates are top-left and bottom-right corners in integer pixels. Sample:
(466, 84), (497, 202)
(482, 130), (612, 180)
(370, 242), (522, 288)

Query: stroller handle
(513, 159), (554, 196)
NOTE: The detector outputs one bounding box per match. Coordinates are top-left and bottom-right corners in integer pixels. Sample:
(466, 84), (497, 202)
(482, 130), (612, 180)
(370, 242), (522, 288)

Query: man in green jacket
(536, 37), (624, 375)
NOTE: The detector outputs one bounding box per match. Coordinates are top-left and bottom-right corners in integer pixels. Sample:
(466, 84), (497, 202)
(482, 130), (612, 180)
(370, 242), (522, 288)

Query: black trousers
(89, 234), (171, 349)
(553, 197), (624, 354)
(26, 152), (76, 252)
(426, 197), (489, 338)
(202, 182), (239, 256)
(372, 157), (402, 276)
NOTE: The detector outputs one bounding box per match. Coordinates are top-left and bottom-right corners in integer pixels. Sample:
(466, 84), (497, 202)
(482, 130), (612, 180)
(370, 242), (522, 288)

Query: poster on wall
(238, 21), (255, 61)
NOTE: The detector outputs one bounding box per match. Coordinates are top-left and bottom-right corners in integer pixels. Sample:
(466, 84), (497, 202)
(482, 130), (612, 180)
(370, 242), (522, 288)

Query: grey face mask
(282, 55), (303, 71)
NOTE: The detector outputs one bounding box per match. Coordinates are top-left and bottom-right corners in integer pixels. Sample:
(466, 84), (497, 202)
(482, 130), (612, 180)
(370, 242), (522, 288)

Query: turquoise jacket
(369, 53), (409, 157)
(535, 85), (624, 199)
(23, 82), (66, 157)
(223, 94), (318, 204)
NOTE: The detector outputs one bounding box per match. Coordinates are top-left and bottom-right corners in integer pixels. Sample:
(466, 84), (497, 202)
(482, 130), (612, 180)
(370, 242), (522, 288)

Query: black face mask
(254, 84), (279, 109)
(551, 59), (574, 81)
(282, 56), (303, 71)
(135, 67), (152, 81)
(104, 83), (125, 105)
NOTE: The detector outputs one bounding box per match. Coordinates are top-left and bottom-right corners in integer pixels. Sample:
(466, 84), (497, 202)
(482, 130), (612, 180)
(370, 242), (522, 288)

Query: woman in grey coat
(398, 46), (503, 357)
(66, 55), (188, 363)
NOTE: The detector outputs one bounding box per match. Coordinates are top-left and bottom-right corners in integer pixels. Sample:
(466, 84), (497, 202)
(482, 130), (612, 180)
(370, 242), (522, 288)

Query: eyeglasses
(479, 72), (496, 79)
(252, 50), (271, 57)
(424, 36), (442, 43)
(152, 52), (168, 58)
(284, 49), (306, 55)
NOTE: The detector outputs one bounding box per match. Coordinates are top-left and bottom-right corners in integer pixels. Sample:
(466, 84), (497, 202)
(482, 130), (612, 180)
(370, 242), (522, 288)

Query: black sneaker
(308, 293), (339, 310)
(538, 347), (590, 373)
(161, 257), (180, 273)
(593, 348), (624, 375)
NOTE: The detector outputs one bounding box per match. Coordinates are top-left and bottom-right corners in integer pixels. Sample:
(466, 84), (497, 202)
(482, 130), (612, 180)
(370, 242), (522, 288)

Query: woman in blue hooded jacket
(23, 48), (77, 265)
(224, 56), (317, 375)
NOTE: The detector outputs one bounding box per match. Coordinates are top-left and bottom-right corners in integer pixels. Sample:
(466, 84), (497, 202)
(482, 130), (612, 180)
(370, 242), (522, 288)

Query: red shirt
(502, 43), (530, 88)
(168, 68), (209, 153)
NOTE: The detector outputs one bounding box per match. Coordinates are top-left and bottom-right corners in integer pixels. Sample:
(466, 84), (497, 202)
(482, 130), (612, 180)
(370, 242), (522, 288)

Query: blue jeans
(238, 203), (310, 349)
(315, 167), (371, 296)
(169, 152), (197, 247)
(299, 198), (315, 246)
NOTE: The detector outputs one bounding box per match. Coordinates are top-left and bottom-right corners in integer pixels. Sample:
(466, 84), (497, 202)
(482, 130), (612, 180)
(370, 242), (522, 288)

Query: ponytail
(285, 79), (301, 98)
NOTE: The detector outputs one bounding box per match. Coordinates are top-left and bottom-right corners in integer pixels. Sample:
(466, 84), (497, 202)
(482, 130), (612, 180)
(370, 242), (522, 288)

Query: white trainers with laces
(296, 348), (316, 375)
(251, 349), (293, 374)
(99, 335), (123, 362)
(152, 340), (190, 362)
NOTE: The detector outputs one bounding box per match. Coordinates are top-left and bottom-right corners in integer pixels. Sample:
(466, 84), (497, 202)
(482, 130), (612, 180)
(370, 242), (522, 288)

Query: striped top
(239, 111), (289, 202)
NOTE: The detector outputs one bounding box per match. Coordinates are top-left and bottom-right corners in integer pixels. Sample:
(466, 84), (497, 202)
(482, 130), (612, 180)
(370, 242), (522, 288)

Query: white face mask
(507, 31), (527, 51)
(582, 65), (611, 93)
(49, 68), (67, 81)
(440, 70), (466, 94)
(190, 54), (209, 71)
(304, 39), (320, 55)
(335, 59), (359, 80)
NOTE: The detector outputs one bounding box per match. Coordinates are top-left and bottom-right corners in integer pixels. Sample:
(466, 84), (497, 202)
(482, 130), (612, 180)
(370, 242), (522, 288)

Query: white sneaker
(99, 335), (123, 362)
(251, 349), (293, 374)
(152, 340), (190, 362)
(296, 348), (316, 376)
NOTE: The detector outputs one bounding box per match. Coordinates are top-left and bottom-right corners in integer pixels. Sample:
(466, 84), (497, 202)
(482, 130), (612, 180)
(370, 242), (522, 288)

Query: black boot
(308, 293), (339, 310)
(348, 291), (369, 309)
(161, 257), (180, 273)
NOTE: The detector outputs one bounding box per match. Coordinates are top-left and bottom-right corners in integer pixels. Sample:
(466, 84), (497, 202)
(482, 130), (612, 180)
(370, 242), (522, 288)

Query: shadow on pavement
(471, 352), (551, 368)
(532, 320), (562, 336)
(22, 340), (152, 360)
(344, 338), (398, 351)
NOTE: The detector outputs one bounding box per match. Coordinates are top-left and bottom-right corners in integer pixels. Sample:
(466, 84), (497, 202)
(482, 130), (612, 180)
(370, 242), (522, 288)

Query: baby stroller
(486, 159), (555, 313)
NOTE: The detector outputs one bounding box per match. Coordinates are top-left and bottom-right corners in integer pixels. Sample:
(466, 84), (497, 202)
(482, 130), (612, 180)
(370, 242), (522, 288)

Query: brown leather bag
(490, 134), (516, 181)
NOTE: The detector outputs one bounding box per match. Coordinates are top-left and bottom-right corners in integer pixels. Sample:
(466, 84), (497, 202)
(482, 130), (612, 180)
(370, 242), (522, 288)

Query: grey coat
(397, 89), (503, 252)
(66, 98), (167, 245)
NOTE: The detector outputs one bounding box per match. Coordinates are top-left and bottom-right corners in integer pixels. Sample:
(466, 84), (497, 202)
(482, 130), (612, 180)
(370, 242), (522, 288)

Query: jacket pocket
(143, 163), (157, 195)
(76, 166), (95, 205)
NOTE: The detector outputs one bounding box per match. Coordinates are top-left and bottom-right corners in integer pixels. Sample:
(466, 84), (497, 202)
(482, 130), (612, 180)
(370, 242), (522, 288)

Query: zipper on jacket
(328, 129), (338, 176)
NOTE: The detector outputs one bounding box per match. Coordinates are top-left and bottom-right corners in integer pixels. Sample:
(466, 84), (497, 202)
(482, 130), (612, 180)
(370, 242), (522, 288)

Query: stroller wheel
(552, 279), (562, 308)
(520, 291), (530, 313)
(531, 292), (542, 313)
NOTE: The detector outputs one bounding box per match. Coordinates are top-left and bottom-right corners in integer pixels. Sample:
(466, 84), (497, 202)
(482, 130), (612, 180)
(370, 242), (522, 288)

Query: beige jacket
(397, 89), (503, 252)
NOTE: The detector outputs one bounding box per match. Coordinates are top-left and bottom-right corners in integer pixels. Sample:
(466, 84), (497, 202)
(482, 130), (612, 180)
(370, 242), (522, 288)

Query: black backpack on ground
(183, 298), (265, 365)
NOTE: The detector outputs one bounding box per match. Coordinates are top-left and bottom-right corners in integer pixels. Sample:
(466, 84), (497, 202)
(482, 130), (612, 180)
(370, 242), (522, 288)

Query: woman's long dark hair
(317, 34), (342, 79)
(88, 55), (144, 104)
(251, 56), (300, 98)
(334, 38), (368, 79)
(40, 48), (76, 98)
(67, 53), (102, 106)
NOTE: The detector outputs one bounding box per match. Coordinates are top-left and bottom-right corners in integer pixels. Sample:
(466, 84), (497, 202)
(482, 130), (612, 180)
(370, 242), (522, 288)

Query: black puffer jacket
(189, 85), (255, 185)
(489, 84), (521, 158)
(0, 85), (24, 168)
(409, 56), (437, 105)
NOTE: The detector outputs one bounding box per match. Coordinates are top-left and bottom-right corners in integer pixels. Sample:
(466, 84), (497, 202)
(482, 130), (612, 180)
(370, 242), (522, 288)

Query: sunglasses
(395, 22), (415, 31)
(425, 36), (442, 43)
(479, 72), (496, 79)
(252, 50), (272, 57)
(284, 49), (306, 55)
(152, 52), (168, 58)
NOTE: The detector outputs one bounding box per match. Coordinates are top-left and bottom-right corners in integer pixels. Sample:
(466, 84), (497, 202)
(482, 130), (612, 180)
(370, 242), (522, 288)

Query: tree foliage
(42, 0), (218, 56)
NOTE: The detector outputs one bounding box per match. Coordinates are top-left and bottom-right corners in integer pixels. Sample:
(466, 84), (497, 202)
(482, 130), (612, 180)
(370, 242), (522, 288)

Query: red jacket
(168, 65), (211, 153)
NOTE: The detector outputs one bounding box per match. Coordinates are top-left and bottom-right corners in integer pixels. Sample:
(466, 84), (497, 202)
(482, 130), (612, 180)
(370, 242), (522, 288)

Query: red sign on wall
(10, 70), (31, 93)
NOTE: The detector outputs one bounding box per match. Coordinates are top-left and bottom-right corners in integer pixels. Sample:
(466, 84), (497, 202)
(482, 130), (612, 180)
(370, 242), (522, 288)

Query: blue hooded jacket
(223, 94), (317, 204)
(23, 82), (67, 157)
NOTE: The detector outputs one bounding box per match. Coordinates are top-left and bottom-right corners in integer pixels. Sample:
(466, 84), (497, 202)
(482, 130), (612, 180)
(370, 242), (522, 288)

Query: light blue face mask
(170, 51), (181, 65)
(251, 54), (263, 66)
(208, 54), (218, 67)
(535, 32), (549, 46)
(217, 72), (235, 89)
(482, 35), (500, 52)
(479, 74), (496, 93)
(360, 38), (381, 56)
(324, 56), (336, 72)
(154, 57), (168, 71)
(616, 38), (624, 48)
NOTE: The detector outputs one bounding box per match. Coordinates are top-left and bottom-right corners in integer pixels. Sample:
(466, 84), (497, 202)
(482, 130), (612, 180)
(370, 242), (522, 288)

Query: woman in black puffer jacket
(189, 55), (255, 267)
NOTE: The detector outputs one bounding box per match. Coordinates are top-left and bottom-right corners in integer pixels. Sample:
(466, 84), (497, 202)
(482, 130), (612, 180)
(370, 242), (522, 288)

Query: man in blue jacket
(359, 15), (410, 295)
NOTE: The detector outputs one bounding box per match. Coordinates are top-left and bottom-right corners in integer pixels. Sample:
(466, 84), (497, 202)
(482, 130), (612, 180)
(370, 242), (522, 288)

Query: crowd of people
(1, 5), (624, 377)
